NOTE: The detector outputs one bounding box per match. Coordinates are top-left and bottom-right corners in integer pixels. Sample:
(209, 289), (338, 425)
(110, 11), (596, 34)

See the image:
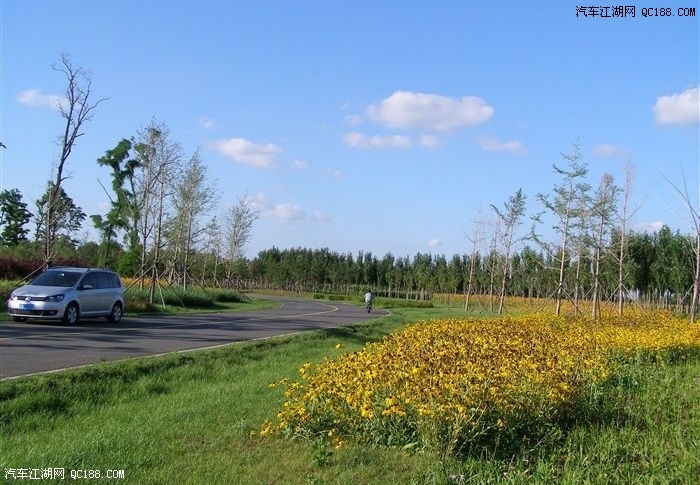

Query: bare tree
(44, 55), (105, 264)
(491, 188), (527, 314)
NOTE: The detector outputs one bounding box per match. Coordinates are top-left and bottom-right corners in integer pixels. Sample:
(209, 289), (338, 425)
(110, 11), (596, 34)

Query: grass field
(1, 304), (698, 484)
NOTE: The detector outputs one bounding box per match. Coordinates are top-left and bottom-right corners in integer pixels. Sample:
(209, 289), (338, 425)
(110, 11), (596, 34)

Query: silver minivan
(7, 267), (125, 324)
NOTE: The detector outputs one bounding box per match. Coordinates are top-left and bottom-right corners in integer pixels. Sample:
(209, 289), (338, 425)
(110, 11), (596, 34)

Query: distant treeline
(1, 225), (694, 312)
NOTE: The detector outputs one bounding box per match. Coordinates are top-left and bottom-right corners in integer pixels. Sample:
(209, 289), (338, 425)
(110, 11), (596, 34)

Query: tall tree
(590, 173), (619, 320)
(91, 138), (141, 267)
(571, 180), (592, 306)
(0, 189), (33, 245)
(200, 216), (223, 286)
(464, 214), (486, 311)
(35, 182), (86, 248)
(43, 55), (104, 265)
(132, 122), (182, 301)
(614, 161), (638, 315)
(224, 195), (259, 284)
(664, 170), (700, 322)
(491, 188), (527, 314)
(532, 141), (588, 315)
(485, 220), (503, 312)
(165, 151), (218, 289)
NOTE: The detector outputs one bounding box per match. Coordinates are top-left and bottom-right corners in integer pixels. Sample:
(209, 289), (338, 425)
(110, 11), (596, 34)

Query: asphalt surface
(0, 297), (387, 379)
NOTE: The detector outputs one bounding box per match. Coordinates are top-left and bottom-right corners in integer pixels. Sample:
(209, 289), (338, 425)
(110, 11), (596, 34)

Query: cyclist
(364, 290), (373, 313)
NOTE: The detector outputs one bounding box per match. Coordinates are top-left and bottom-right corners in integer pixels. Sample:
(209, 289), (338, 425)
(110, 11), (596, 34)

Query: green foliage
(34, 182), (86, 247)
(124, 286), (246, 312)
(93, 138), (141, 259)
(0, 189), (33, 245)
(375, 297), (433, 309)
(116, 249), (140, 276)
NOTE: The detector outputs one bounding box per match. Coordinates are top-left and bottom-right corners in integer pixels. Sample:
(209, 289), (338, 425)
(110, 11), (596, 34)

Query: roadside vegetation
(1, 303), (698, 484)
(0, 55), (698, 483)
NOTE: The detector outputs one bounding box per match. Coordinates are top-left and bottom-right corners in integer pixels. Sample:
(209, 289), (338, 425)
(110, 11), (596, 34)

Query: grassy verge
(1, 307), (698, 484)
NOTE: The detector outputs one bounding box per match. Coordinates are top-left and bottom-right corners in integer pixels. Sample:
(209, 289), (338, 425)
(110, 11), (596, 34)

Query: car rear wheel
(12, 316), (27, 322)
(62, 303), (80, 325)
(108, 302), (123, 323)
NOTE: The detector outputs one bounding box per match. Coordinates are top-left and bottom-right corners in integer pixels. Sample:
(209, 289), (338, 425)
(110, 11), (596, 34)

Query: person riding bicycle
(364, 291), (373, 313)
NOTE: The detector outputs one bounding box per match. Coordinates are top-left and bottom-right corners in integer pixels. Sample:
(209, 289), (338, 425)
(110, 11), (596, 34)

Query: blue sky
(1, 1), (698, 259)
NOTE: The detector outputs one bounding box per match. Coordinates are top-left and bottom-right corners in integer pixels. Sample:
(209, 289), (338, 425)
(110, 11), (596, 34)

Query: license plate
(20, 303), (35, 310)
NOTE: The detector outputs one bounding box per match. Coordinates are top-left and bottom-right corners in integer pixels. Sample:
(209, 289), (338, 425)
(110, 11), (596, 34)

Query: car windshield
(30, 270), (82, 287)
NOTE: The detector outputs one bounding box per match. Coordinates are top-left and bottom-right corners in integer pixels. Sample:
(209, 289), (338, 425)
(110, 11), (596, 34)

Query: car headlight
(46, 294), (65, 302)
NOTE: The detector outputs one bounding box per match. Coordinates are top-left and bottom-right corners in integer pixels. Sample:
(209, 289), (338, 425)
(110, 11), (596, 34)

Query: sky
(1, 1), (698, 260)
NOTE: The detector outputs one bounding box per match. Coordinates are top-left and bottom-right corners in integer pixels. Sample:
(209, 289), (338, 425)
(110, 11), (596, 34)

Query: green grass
(123, 287), (273, 314)
(1, 306), (698, 484)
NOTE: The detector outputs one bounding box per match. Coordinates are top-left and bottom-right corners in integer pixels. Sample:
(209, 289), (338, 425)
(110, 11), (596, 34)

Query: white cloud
(634, 221), (665, 233)
(342, 131), (412, 150)
(428, 238), (443, 249)
(290, 159), (309, 170)
(17, 89), (64, 110)
(419, 134), (443, 148)
(246, 193), (308, 221)
(245, 192), (270, 211)
(476, 135), (525, 154)
(245, 193), (309, 222)
(198, 117), (217, 130)
(313, 211), (331, 222)
(653, 87), (699, 125)
(367, 91), (493, 132)
(206, 138), (281, 168)
(592, 144), (628, 158)
(270, 203), (305, 220)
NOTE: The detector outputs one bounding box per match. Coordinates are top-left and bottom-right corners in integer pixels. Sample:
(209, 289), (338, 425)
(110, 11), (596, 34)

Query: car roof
(47, 267), (117, 273)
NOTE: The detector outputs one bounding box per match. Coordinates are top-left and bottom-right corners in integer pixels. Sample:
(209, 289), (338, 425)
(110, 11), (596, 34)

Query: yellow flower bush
(261, 311), (699, 456)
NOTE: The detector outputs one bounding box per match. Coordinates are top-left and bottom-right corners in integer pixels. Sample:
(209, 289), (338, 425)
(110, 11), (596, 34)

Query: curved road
(0, 297), (387, 379)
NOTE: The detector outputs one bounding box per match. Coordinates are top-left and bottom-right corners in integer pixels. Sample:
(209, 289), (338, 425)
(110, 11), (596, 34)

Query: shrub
(123, 286), (246, 311)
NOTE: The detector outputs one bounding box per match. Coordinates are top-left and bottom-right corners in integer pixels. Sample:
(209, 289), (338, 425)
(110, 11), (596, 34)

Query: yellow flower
(260, 309), (699, 456)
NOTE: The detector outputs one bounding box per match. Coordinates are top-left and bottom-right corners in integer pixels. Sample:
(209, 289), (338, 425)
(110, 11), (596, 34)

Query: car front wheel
(62, 303), (80, 325)
(108, 302), (123, 323)
(12, 316), (27, 322)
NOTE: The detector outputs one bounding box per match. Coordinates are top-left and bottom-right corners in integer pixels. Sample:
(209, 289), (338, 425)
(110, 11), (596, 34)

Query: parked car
(7, 267), (125, 324)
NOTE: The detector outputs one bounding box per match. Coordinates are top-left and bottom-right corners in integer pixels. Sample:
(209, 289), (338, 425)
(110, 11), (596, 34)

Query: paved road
(0, 297), (387, 379)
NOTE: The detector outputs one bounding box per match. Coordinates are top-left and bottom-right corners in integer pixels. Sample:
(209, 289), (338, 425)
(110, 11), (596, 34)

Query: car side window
(96, 272), (112, 289)
(81, 273), (99, 289)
